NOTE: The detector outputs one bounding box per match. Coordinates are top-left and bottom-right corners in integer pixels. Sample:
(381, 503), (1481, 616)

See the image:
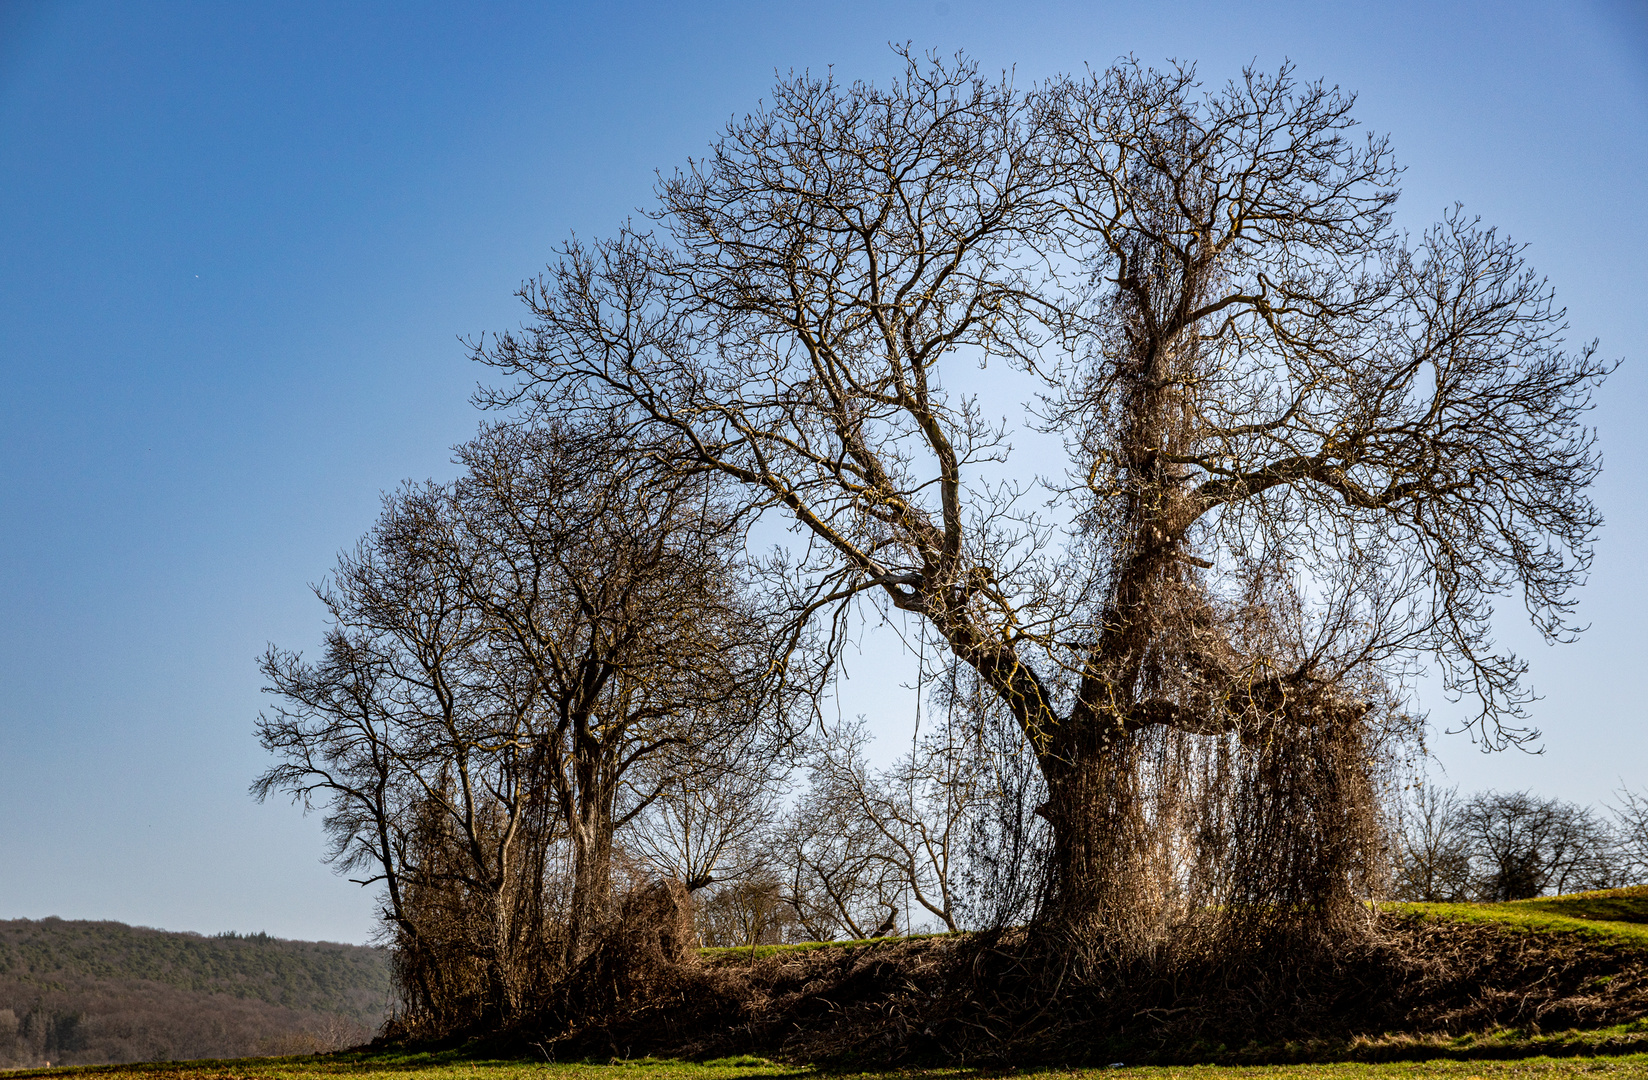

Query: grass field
(1390, 885), (1648, 947)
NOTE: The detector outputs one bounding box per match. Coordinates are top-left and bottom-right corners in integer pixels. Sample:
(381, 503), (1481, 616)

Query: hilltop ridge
(0, 916), (390, 1068)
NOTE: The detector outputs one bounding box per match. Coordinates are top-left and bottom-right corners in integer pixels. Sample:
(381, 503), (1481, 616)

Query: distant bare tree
(694, 871), (804, 948)
(777, 740), (908, 941)
(625, 738), (785, 894)
(1390, 785), (1472, 902)
(790, 719), (965, 933)
(1460, 790), (1620, 901)
(1609, 786), (1648, 886)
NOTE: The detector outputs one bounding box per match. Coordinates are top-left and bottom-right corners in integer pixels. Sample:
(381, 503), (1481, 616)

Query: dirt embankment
(522, 914), (1648, 1066)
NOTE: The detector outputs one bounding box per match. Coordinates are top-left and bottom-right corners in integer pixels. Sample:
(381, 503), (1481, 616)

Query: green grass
(1508, 887), (1648, 926)
(11, 1050), (1648, 1079)
(1388, 885), (1648, 948)
(0, 1052), (805, 1080)
(699, 931), (959, 962)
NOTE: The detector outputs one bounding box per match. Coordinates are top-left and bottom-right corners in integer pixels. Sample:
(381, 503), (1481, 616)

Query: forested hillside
(0, 918), (390, 1068)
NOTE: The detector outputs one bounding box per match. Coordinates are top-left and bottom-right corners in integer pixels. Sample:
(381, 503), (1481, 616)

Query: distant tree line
(0, 986), (371, 1067)
(0, 918), (388, 1067)
(1391, 785), (1648, 903)
(255, 50), (1615, 1040)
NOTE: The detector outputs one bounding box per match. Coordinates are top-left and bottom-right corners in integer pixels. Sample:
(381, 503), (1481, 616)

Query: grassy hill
(0, 917), (391, 1068)
(1390, 885), (1648, 946)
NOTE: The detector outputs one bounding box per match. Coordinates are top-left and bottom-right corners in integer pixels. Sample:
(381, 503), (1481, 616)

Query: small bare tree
(694, 870), (805, 948)
(777, 745), (907, 941)
(1390, 784), (1472, 902)
(790, 719), (966, 933)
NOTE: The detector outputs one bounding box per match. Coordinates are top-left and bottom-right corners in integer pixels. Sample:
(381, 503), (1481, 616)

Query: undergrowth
(24, 889), (1648, 1076)
(11, 1050), (1648, 1078)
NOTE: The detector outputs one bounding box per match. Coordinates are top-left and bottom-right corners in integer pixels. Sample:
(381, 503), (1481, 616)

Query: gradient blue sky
(1, 1), (1643, 945)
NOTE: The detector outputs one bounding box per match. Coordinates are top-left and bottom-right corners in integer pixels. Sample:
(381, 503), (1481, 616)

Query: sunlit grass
(1509, 886), (1648, 925)
(1390, 884), (1648, 947)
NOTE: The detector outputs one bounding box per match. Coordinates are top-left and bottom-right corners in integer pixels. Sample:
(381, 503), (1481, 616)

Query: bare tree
(451, 421), (790, 964)
(789, 719), (967, 933)
(694, 870), (804, 948)
(1608, 786), (1648, 886)
(1460, 790), (1620, 901)
(475, 52), (1609, 948)
(255, 420), (791, 1029)
(777, 742), (908, 941)
(625, 737), (785, 894)
(1390, 784), (1472, 902)
(255, 481), (551, 1027)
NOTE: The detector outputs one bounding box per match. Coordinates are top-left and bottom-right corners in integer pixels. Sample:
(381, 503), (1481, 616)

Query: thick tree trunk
(567, 806), (614, 966)
(486, 883), (520, 1020)
(1039, 727), (1176, 953)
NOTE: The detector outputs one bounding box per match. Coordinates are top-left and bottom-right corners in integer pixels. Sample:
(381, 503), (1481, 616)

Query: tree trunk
(567, 806), (614, 966)
(1040, 728), (1175, 954)
(486, 882), (519, 1021)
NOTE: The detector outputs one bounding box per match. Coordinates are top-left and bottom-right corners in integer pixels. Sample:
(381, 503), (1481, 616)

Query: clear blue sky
(1, 1), (1643, 945)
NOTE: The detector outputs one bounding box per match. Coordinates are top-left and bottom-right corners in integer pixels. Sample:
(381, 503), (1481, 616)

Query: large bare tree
(451, 421), (791, 963)
(256, 420), (789, 1028)
(475, 53), (1609, 946)
(254, 481), (550, 1026)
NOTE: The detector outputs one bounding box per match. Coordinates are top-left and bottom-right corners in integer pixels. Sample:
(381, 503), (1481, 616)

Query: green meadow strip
(1388, 900), (1648, 946)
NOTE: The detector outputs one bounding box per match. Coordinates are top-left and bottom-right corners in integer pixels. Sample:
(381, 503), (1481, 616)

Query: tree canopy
(475, 51), (1609, 950)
